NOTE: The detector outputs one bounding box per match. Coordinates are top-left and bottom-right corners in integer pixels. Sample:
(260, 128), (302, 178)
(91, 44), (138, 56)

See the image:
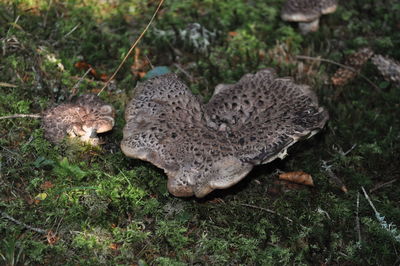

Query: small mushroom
(42, 94), (115, 144)
(372, 54), (400, 85)
(281, 0), (338, 34)
(121, 69), (328, 198)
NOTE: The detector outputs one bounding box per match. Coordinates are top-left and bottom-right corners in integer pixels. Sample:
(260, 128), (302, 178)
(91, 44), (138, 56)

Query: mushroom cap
(42, 94), (115, 143)
(372, 54), (400, 85)
(281, 0), (338, 22)
(121, 70), (328, 198)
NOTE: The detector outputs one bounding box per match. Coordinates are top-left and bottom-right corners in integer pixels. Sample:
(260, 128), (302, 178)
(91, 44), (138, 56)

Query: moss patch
(1, 0), (400, 264)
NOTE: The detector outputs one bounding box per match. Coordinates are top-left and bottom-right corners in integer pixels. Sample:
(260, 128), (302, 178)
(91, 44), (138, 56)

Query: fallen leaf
(46, 230), (59, 245)
(34, 192), (48, 204)
(99, 73), (109, 81)
(26, 195), (34, 205)
(207, 198), (225, 204)
(74, 61), (107, 81)
(340, 185), (348, 193)
(331, 47), (374, 86)
(40, 181), (54, 190)
(279, 171), (314, 186)
(228, 31), (238, 37)
(131, 47), (149, 78)
(109, 243), (120, 250)
(74, 61), (91, 70)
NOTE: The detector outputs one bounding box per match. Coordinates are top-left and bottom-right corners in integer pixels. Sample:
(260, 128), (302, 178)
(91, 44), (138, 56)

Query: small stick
(63, 23), (80, 39)
(369, 179), (398, 193)
(174, 63), (194, 82)
(0, 114), (41, 120)
(361, 186), (379, 214)
(239, 203), (293, 223)
(144, 54), (154, 69)
(69, 67), (92, 99)
(0, 211), (47, 234)
(355, 192), (362, 245)
(97, 0), (165, 96)
(296, 55), (380, 91)
(321, 160), (348, 193)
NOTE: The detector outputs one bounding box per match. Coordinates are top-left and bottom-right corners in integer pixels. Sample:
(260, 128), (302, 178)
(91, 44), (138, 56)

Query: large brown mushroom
(121, 69), (328, 198)
(281, 0), (338, 34)
(42, 94), (115, 144)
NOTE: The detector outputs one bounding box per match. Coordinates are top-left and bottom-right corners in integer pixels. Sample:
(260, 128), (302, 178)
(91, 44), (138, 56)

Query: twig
(0, 82), (17, 88)
(321, 160), (348, 193)
(239, 203), (293, 223)
(370, 179), (398, 193)
(63, 23), (80, 39)
(174, 63), (194, 82)
(69, 67), (92, 99)
(97, 0), (165, 96)
(144, 54), (154, 69)
(296, 55), (380, 91)
(361, 186), (379, 214)
(0, 114), (41, 120)
(0, 146), (23, 165)
(362, 186), (400, 243)
(52, 23), (81, 46)
(5, 15), (21, 38)
(355, 192), (362, 246)
(43, 0), (53, 28)
(0, 211), (47, 234)
(341, 144), (357, 156)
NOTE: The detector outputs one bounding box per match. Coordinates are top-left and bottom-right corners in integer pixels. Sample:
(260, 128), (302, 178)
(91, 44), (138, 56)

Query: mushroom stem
(298, 18), (319, 34)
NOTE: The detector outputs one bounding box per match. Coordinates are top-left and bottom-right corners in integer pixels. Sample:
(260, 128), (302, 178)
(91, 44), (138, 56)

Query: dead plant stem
(239, 203), (293, 223)
(97, 0), (165, 96)
(0, 211), (47, 234)
(0, 114), (41, 120)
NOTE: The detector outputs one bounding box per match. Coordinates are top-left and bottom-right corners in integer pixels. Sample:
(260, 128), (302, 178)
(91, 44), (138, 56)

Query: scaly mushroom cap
(281, 0), (338, 22)
(372, 54), (400, 85)
(42, 94), (115, 144)
(121, 69), (328, 198)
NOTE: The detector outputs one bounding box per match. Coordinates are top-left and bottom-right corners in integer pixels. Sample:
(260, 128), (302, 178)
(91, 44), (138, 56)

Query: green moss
(1, 0), (400, 264)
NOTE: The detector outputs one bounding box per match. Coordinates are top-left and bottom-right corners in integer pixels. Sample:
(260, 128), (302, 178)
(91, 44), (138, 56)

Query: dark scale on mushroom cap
(121, 70), (329, 198)
(42, 94), (115, 144)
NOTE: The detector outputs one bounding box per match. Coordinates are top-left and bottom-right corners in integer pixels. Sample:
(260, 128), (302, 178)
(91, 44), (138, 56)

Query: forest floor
(1, 0), (400, 265)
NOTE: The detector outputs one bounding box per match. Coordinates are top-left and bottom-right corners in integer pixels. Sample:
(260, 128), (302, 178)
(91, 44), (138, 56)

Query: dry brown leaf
(40, 181), (54, 190)
(279, 171), (314, 186)
(131, 47), (149, 78)
(331, 47), (374, 86)
(46, 230), (59, 245)
(109, 243), (120, 250)
(74, 61), (108, 81)
(228, 31), (238, 37)
(340, 185), (348, 193)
